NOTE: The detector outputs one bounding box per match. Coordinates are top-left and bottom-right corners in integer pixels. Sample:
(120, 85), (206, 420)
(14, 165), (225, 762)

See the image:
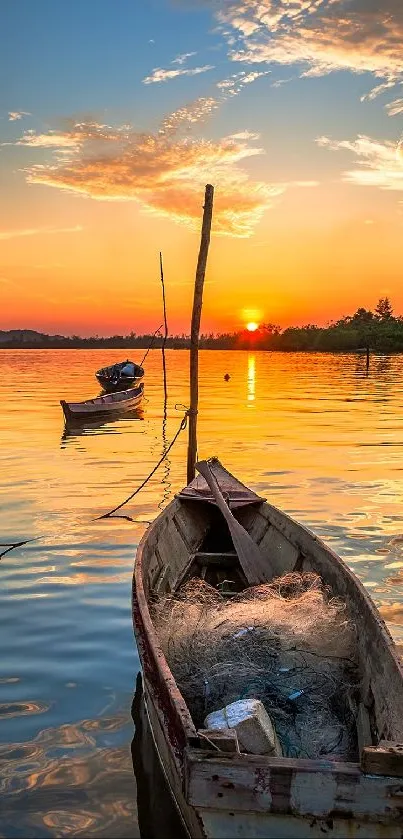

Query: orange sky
(1, 1), (403, 336)
(1, 186), (402, 336)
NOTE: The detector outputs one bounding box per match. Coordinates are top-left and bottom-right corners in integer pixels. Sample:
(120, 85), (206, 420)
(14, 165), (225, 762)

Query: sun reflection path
(247, 354), (256, 405)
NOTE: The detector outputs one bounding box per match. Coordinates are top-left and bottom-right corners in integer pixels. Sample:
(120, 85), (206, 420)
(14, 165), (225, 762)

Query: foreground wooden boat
(60, 382), (143, 423)
(95, 359), (144, 392)
(132, 457), (403, 839)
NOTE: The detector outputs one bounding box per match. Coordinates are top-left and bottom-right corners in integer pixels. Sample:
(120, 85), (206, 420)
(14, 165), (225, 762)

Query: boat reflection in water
(61, 406), (144, 446)
(131, 673), (187, 839)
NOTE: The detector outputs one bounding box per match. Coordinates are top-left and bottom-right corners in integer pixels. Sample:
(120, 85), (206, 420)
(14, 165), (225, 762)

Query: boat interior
(138, 462), (403, 762)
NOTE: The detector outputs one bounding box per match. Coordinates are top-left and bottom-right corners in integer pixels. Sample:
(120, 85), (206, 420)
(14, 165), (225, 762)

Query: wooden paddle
(196, 460), (269, 585)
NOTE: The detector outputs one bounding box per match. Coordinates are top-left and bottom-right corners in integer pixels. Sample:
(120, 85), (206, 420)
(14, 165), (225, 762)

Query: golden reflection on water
(1, 348), (403, 836)
(0, 713), (137, 837)
(247, 353), (255, 405)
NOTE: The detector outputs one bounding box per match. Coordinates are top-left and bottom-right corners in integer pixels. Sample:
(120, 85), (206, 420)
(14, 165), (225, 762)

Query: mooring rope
(0, 409), (189, 560)
(139, 324), (163, 367)
(96, 410), (189, 520)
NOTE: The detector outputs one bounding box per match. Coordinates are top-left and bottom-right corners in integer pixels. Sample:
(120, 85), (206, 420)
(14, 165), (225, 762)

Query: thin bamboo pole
(159, 251), (168, 406)
(186, 184), (214, 484)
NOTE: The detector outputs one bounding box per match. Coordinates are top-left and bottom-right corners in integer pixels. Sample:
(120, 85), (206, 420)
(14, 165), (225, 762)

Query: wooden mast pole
(159, 251), (168, 406)
(186, 184), (214, 484)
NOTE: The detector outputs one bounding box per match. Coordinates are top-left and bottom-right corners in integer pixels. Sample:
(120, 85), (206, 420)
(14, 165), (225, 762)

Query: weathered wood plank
(185, 751), (403, 820)
(153, 559), (173, 594)
(236, 507), (269, 545)
(195, 552), (238, 567)
(198, 729), (240, 753)
(145, 551), (162, 594)
(144, 687), (204, 838)
(357, 703), (373, 755)
(156, 517), (192, 581)
(261, 502), (403, 742)
(258, 525), (299, 578)
(361, 742), (403, 777)
(173, 505), (208, 552)
(197, 810), (402, 838)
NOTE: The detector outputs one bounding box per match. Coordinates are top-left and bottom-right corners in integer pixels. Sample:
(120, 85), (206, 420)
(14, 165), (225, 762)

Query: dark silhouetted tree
(375, 297), (393, 321)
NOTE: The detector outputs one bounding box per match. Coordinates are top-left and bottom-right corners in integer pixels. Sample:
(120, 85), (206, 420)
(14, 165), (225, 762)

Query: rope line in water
(96, 410), (189, 520)
(0, 410), (189, 560)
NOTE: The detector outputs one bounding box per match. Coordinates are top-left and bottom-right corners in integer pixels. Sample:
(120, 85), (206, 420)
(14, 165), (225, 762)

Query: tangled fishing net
(151, 572), (359, 760)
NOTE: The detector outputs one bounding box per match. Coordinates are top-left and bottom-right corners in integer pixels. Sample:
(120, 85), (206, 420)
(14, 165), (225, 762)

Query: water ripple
(1, 349), (403, 835)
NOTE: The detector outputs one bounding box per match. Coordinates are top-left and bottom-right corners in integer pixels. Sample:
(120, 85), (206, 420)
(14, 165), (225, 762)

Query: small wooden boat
(60, 382), (143, 423)
(95, 359), (144, 392)
(132, 457), (403, 838)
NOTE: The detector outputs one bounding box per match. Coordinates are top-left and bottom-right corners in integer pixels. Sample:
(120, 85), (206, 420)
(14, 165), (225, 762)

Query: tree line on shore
(2, 298), (403, 352)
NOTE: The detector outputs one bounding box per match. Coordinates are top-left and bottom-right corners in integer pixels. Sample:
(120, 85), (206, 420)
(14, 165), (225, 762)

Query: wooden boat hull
(95, 360), (144, 392)
(132, 459), (403, 838)
(143, 686), (401, 839)
(61, 382), (143, 422)
(131, 672), (188, 839)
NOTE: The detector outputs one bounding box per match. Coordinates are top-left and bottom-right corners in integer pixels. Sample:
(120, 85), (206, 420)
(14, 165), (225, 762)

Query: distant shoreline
(0, 343), (401, 355)
(2, 300), (403, 352)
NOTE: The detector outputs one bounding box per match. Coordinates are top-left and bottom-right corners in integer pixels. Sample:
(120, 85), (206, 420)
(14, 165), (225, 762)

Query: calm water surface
(1, 349), (403, 836)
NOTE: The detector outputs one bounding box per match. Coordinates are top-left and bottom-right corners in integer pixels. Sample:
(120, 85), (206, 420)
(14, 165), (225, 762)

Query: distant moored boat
(61, 382), (144, 423)
(95, 359), (144, 392)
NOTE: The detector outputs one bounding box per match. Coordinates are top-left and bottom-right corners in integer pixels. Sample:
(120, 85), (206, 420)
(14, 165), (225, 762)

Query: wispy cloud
(317, 134), (403, 191)
(12, 130), (80, 148)
(13, 105), (289, 237)
(197, 0), (403, 95)
(8, 111), (31, 121)
(227, 131), (261, 141)
(172, 51), (197, 65)
(143, 63), (214, 84)
(271, 77), (294, 89)
(386, 98), (403, 116)
(360, 81), (398, 102)
(1, 123), (116, 154)
(0, 225), (83, 241)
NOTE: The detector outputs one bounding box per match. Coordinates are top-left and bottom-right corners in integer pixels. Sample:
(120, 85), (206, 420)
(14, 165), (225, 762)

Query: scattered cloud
(13, 130), (80, 149)
(386, 98), (403, 116)
(271, 77), (294, 89)
(172, 51), (197, 65)
(197, 0), (403, 93)
(0, 225), (83, 241)
(227, 131), (261, 141)
(159, 97), (219, 134)
(317, 134), (403, 191)
(8, 111), (30, 121)
(143, 62), (213, 84)
(216, 68), (270, 97)
(360, 81), (398, 102)
(15, 107), (288, 237)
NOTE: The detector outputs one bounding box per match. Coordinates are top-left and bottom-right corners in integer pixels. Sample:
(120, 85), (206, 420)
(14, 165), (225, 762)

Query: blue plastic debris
(288, 689), (304, 700)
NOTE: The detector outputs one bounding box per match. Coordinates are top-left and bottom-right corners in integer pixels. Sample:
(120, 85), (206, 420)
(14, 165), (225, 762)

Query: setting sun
(246, 322), (259, 332)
